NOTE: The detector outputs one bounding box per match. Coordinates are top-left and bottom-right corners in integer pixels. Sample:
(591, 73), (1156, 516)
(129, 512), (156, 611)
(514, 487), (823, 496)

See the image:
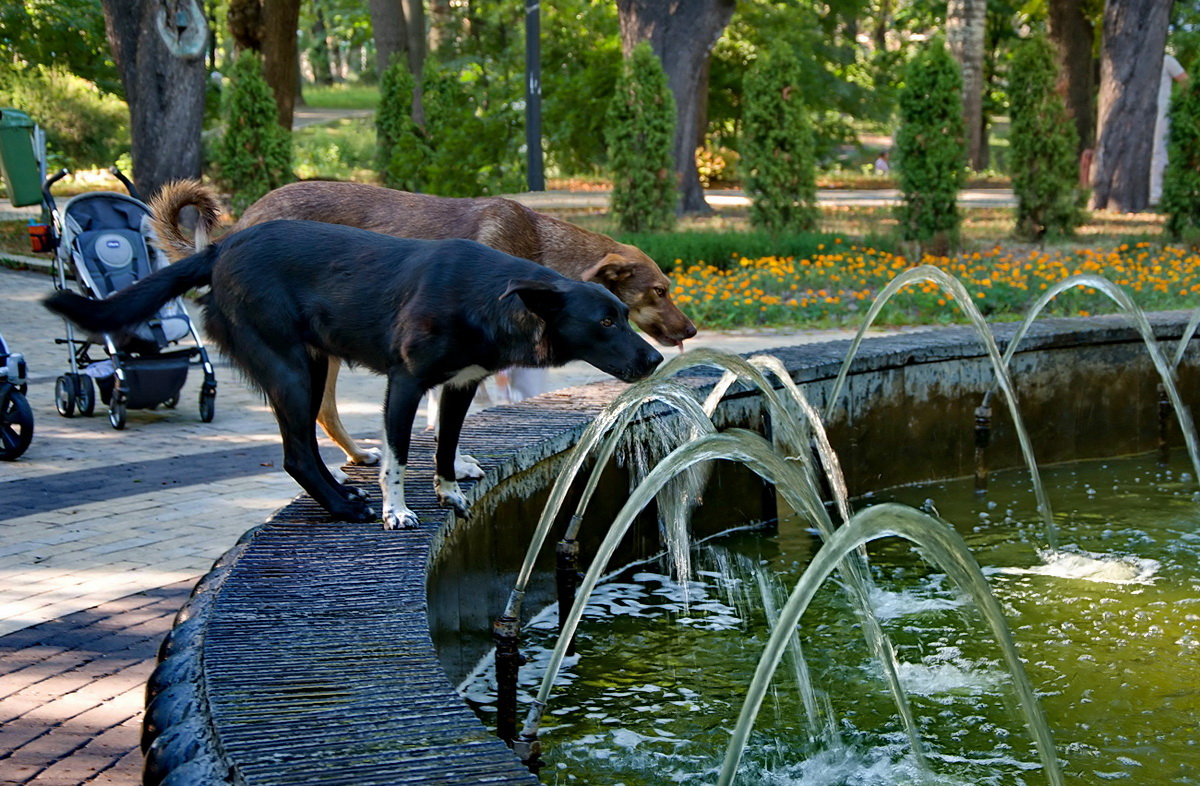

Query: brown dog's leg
(318, 356), (382, 466)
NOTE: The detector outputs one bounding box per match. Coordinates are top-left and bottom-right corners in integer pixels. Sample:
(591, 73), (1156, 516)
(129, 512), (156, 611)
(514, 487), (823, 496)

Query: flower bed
(670, 241), (1200, 328)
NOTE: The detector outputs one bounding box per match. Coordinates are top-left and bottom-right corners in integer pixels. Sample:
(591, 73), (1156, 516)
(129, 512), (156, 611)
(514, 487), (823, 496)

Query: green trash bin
(0, 109), (41, 208)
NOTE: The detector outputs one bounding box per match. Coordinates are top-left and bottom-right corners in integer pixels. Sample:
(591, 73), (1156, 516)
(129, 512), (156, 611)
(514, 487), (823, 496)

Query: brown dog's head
(580, 245), (697, 348)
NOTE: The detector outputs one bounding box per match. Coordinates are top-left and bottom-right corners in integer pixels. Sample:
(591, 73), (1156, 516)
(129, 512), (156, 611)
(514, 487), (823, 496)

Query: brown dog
(150, 180), (695, 467)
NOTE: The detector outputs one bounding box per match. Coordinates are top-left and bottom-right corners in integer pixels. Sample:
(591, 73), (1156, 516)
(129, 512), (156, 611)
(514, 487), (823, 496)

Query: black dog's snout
(625, 346), (663, 382)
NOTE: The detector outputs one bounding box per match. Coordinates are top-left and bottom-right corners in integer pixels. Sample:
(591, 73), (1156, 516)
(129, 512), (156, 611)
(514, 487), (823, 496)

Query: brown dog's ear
(581, 253), (638, 285)
(500, 279), (566, 318)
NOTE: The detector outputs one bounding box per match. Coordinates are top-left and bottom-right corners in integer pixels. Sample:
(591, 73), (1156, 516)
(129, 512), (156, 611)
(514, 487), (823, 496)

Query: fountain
(143, 270), (1200, 786)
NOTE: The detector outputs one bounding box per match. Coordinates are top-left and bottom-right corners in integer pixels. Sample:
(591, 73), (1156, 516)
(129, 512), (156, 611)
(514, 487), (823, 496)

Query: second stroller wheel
(54, 375), (76, 418)
(109, 400), (126, 430)
(75, 375), (96, 417)
(199, 387), (215, 423)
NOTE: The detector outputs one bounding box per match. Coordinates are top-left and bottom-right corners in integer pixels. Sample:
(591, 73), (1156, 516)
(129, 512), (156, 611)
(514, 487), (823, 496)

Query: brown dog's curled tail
(148, 180), (223, 261)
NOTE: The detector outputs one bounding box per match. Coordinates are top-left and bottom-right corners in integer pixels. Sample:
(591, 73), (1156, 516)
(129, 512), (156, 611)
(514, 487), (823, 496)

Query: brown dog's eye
(600, 317), (615, 328)
(655, 287), (667, 298)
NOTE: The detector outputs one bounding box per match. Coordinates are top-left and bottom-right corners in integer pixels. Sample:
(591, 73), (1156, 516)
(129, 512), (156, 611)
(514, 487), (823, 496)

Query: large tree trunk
(1090, 0), (1172, 212)
(616, 0), (736, 215)
(1047, 0), (1097, 155)
(369, 0), (408, 79)
(262, 0), (301, 129)
(100, 0), (207, 200)
(224, 0), (300, 128)
(946, 0), (987, 170)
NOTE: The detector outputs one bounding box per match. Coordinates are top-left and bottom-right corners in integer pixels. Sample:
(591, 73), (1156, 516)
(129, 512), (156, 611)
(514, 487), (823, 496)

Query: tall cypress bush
(895, 41), (966, 253)
(1161, 77), (1200, 242)
(213, 51), (293, 216)
(605, 43), (676, 233)
(741, 49), (818, 233)
(376, 54), (428, 191)
(1009, 35), (1084, 240)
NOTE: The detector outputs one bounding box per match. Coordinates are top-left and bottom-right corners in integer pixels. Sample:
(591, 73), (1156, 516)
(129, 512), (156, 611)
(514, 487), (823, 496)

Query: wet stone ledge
(143, 313), (1197, 785)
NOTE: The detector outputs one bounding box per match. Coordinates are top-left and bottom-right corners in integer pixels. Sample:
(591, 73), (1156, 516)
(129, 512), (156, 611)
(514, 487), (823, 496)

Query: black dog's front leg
(435, 381), (478, 518)
(380, 372), (425, 530)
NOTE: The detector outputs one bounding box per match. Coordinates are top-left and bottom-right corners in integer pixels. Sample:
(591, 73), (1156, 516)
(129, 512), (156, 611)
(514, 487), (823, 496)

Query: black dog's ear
(499, 279), (567, 319)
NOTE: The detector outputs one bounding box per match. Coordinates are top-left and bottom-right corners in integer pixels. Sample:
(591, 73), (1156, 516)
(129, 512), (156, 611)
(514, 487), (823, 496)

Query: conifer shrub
(213, 52), (293, 215)
(741, 49), (818, 233)
(605, 43), (676, 233)
(895, 41), (966, 254)
(376, 54), (428, 191)
(1161, 77), (1200, 242)
(1008, 35), (1085, 240)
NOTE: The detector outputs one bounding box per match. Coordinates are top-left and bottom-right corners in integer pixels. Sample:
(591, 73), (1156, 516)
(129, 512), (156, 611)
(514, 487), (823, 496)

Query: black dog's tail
(44, 246), (217, 333)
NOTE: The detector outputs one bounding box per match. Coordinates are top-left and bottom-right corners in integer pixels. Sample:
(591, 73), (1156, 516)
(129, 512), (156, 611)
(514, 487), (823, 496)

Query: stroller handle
(41, 168), (69, 213)
(108, 166), (143, 201)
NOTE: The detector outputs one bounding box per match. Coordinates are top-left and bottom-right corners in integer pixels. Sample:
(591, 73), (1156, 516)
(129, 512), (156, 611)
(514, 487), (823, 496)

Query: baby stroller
(0, 329), (33, 460)
(39, 167), (217, 430)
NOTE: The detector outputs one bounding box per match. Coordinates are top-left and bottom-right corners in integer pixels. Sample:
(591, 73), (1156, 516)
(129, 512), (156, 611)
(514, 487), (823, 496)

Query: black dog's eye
(600, 316), (615, 328)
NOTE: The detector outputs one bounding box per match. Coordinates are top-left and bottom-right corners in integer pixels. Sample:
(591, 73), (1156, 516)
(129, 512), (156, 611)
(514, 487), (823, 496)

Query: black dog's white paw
(435, 476), (472, 519)
(382, 505), (420, 530)
(455, 452), (485, 481)
(342, 484), (368, 500)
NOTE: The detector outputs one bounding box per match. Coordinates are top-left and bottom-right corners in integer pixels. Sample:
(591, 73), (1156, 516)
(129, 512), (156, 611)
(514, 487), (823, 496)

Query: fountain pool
(459, 453), (1200, 784)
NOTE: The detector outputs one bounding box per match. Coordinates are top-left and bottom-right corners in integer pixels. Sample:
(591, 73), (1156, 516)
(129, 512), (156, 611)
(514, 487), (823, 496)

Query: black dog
(45, 220), (663, 529)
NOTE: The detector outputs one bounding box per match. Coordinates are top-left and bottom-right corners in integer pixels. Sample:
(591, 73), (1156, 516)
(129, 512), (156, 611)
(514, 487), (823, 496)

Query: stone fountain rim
(142, 311), (1195, 785)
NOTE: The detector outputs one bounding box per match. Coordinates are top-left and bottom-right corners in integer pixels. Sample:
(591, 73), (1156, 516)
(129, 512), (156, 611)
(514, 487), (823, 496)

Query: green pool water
(461, 453), (1200, 785)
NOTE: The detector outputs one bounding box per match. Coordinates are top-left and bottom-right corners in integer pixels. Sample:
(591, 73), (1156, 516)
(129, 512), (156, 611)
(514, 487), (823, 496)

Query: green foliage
(1008, 35), (1085, 240)
(0, 64), (127, 171)
(376, 56), (428, 190)
(419, 62), (525, 197)
(606, 44), (676, 233)
(0, 0), (119, 96)
(294, 117), (376, 181)
(539, 1), (622, 174)
(741, 50), (818, 232)
(1161, 78), (1200, 240)
(213, 52), (293, 215)
(895, 41), (967, 251)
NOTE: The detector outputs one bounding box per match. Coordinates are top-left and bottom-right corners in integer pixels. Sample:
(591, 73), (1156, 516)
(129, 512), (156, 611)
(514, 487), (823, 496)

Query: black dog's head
(503, 279), (663, 382)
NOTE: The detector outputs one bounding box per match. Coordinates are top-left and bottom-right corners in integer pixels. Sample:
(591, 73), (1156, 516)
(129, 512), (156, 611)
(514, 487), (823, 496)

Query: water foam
(1000, 548), (1160, 584)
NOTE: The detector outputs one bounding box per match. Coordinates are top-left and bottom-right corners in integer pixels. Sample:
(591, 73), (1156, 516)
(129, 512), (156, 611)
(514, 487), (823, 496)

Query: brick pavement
(0, 263), (881, 783)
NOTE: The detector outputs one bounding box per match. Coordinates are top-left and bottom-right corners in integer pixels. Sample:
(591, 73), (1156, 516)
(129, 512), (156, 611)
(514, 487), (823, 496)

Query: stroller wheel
(109, 400), (127, 430)
(55, 375), (76, 418)
(163, 394), (179, 409)
(199, 387), (216, 423)
(74, 375), (96, 417)
(0, 388), (34, 461)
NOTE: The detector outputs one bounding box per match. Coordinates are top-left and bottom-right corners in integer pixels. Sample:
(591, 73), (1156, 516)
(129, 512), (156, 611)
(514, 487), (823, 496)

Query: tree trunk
(312, 6), (334, 86)
(1090, 0), (1172, 212)
(227, 0), (263, 52)
(369, 0), (408, 79)
(261, 0), (301, 129)
(100, 0), (207, 200)
(946, 0), (987, 170)
(616, 0), (736, 215)
(403, 0), (426, 126)
(1047, 0), (1096, 155)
